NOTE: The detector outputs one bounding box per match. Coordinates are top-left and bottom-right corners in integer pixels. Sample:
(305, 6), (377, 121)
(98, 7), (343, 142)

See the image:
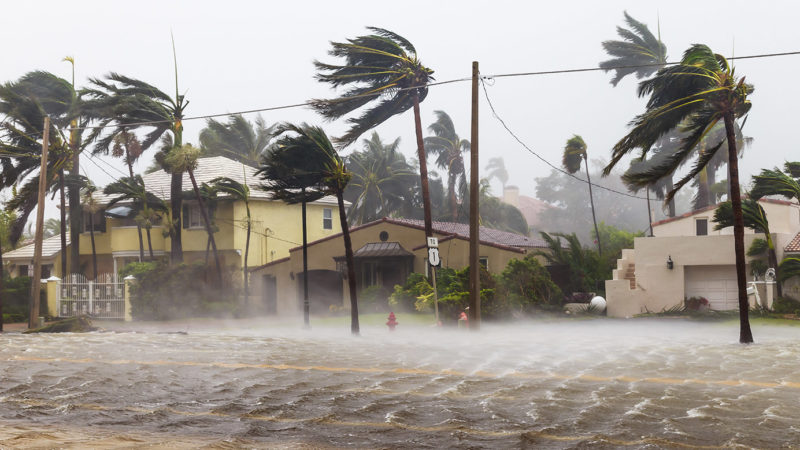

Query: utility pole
(29, 116), (50, 329)
(469, 62), (481, 329)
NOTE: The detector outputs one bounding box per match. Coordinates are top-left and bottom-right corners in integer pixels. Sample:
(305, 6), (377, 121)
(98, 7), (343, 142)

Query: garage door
(684, 265), (739, 310)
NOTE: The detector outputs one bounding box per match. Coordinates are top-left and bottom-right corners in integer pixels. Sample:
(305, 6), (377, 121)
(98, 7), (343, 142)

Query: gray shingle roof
(92, 156), (339, 206)
(387, 218), (555, 249)
(3, 235), (69, 261)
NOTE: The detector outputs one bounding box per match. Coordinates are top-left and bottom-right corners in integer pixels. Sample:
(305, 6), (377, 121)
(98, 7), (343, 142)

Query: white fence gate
(57, 273), (125, 319)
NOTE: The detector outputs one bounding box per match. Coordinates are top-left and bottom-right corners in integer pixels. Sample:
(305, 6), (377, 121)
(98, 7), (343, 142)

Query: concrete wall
(606, 234), (775, 317)
(654, 200), (800, 237)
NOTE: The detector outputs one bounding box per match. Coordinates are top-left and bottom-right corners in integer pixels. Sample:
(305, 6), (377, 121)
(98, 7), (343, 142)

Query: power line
(479, 77), (648, 200)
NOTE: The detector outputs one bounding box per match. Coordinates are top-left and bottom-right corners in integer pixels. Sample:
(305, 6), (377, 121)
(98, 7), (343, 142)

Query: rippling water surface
(2, 318), (800, 448)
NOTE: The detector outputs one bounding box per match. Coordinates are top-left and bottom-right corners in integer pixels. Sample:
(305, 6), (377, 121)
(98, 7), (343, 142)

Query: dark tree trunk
(244, 206), (251, 307)
(146, 227), (154, 260)
(188, 169), (222, 286)
(89, 216), (97, 281)
(412, 92), (434, 241)
(170, 171), (183, 264)
(665, 176), (677, 217)
(301, 193), (310, 328)
(337, 189), (359, 336)
(646, 188), (653, 237)
(0, 239), (4, 332)
(584, 158), (602, 255)
(126, 155), (145, 262)
(59, 170), (67, 276)
(724, 112), (753, 344)
(68, 133), (81, 277)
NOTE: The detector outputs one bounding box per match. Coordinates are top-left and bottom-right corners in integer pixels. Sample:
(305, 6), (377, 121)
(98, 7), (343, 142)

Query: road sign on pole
(427, 237), (438, 248)
(428, 247), (441, 267)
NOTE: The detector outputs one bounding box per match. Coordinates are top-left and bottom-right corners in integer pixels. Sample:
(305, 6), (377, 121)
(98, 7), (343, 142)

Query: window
(362, 262), (378, 287)
(695, 218), (708, 236)
(82, 211), (106, 233)
(182, 203), (205, 229)
(479, 257), (489, 271)
(323, 208), (333, 230)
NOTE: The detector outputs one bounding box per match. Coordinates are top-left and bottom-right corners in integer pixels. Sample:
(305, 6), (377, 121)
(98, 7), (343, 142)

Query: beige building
(606, 198), (800, 317)
(250, 217), (555, 316)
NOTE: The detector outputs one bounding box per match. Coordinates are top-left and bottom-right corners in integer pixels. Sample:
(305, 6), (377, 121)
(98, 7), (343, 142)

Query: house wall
(252, 221), (535, 315)
(606, 234), (770, 317)
(654, 200), (800, 237)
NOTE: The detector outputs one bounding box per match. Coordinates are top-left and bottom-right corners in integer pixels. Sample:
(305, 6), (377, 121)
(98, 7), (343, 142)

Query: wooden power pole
(29, 116), (50, 329)
(469, 61), (481, 329)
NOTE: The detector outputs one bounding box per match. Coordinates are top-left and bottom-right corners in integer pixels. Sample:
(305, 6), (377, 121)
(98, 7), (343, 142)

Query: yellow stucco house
(250, 217), (557, 316)
(4, 156), (344, 284)
(606, 198), (800, 317)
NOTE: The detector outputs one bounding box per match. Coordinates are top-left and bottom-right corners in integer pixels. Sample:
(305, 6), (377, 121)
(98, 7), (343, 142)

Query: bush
(1, 275), (46, 321)
(389, 272), (431, 312)
(497, 254), (563, 313)
(772, 296), (800, 315)
(684, 296), (710, 311)
(126, 261), (240, 320)
(359, 285), (391, 313)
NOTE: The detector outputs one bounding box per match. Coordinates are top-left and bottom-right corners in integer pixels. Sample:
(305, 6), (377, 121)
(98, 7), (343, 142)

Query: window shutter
(98, 212), (107, 232)
(182, 205), (190, 229)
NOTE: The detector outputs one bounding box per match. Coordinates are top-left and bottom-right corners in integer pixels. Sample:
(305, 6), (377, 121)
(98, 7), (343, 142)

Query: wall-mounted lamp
(667, 255), (674, 270)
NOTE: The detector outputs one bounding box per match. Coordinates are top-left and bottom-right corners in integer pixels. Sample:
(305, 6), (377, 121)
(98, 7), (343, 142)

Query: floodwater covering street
(2, 318), (800, 448)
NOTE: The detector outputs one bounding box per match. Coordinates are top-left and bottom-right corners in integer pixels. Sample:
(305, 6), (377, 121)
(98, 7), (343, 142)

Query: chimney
(503, 185), (519, 207)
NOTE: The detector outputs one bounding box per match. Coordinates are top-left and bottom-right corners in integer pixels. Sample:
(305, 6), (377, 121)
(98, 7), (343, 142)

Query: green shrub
(127, 261), (240, 320)
(772, 296), (800, 315)
(1, 275), (46, 320)
(359, 285), (391, 313)
(497, 254), (563, 313)
(389, 272), (431, 312)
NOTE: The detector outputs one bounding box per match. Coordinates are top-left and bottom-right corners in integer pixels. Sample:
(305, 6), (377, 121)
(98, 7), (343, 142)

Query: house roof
(334, 242), (415, 261)
(785, 232), (800, 253)
(92, 155), (340, 207)
(3, 235), (69, 261)
(651, 197), (798, 228)
(387, 218), (553, 249)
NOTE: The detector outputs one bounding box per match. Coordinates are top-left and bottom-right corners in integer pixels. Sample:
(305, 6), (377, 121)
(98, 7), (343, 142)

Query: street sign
(427, 237), (439, 248)
(428, 247), (441, 267)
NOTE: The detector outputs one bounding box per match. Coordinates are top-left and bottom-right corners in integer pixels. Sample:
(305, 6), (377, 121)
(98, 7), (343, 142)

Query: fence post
(123, 275), (135, 322)
(46, 276), (60, 318)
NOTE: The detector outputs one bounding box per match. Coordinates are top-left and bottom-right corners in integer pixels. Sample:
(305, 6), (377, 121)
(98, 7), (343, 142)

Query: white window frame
(185, 202), (205, 229)
(323, 208), (333, 230)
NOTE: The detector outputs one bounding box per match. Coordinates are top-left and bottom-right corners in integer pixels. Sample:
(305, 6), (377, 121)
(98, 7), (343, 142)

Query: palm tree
(103, 175), (166, 260)
(563, 135), (602, 255)
(164, 144), (222, 285)
(82, 71), (188, 264)
(312, 27), (438, 245)
(108, 130), (146, 260)
(258, 123), (360, 335)
(81, 180), (101, 280)
(345, 132), (416, 224)
(750, 163), (800, 202)
(486, 157), (509, 191)
(199, 114), (278, 166)
(713, 198), (782, 297)
(600, 11), (667, 86)
(423, 111), (470, 221)
(210, 175), (253, 303)
(603, 44), (754, 343)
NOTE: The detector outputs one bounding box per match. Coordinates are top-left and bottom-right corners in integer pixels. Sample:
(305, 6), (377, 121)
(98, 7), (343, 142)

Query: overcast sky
(2, 0), (799, 219)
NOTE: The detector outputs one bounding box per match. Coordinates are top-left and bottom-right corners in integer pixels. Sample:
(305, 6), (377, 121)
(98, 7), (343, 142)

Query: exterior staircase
(624, 263), (636, 289)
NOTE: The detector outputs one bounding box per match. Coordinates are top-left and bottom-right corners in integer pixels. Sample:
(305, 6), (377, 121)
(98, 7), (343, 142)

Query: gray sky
(2, 0), (799, 218)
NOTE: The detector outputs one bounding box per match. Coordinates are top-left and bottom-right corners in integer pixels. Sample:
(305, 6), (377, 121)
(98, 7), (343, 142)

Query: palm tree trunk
(126, 155), (145, 262)
(89, 216), (97, 281)
(170, 172), (183, 264)
(584, 159), (602, 255)
(187, 169), (222, 286)
(412, 91), (439, 322)
(337, 189), (359, 336)
(666, 176), (676, 217)
(243, 205), (251, 307)
(1, 239), (4, 332)
(646, 187), (653, 237)
(59, 170), (67, 276)
(301, 192), (310, 328)
(146, 227), (154, 260)
(724, 112), (753, 344)
(766, 237), (783, 298)
(449, 171), (458, 221)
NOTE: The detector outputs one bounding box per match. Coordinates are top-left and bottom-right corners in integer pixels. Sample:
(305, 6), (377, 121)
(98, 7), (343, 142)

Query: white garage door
(684, 265), (739, 310)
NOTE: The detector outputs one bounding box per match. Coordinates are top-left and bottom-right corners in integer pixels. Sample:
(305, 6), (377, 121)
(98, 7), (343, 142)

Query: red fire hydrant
(386, 312), (398, 331)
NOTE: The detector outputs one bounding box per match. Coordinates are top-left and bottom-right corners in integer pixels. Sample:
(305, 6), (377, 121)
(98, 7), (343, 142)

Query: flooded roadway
(2, 318), (800, 448)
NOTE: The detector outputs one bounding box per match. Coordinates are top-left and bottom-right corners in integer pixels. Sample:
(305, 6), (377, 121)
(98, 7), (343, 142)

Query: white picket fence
(57, 273), (125, 319)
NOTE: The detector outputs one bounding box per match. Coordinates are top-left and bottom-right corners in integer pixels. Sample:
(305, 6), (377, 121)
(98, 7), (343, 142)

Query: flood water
(2, 318), (800, 448)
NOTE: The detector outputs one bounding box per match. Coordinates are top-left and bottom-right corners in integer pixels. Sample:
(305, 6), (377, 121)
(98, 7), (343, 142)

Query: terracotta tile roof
(786, 232), (800, 253)
(91, 155), (339, 206)
(3, 235), (69, 261)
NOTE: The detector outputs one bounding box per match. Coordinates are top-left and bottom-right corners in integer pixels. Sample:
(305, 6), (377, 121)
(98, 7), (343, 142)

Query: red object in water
(459, 311), (468, 322)
(386, 312), (398, 331)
